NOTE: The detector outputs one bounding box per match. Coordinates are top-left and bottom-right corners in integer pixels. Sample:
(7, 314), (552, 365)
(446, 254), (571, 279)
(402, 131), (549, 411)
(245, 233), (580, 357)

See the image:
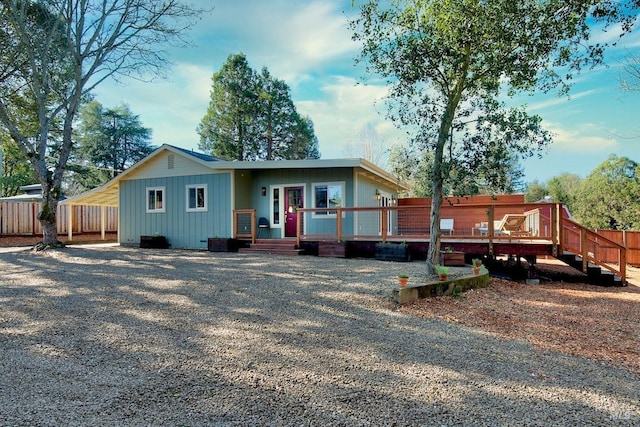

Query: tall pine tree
(198, 53), (319, 160)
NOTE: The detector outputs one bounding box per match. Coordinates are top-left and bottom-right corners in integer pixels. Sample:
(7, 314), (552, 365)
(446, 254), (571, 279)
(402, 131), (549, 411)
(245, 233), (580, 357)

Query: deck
(233, 202), (627, 285)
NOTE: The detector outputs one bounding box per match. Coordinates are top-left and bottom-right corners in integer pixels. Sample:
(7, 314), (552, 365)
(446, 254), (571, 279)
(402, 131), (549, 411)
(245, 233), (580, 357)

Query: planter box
(208, 238), (238, 252)
(439, 251), (465, 266)
(140, 235), (170, 249)
(318, 241), (346, 258)
(375, 243), (410, 262)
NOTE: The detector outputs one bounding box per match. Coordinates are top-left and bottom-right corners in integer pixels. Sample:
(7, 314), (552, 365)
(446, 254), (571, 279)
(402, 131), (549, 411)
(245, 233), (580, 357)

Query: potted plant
(397, 273), (409, 288)
(472, 258), (483, 275)
(439, 247), (465, 266)
(434, 264), (449, 281)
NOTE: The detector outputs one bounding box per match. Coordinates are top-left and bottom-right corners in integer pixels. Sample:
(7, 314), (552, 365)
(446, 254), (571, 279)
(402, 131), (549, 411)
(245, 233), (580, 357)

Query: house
(62, 144), (406, 250)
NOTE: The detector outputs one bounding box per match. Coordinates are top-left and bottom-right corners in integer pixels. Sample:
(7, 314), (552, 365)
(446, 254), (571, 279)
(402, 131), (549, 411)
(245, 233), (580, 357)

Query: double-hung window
(186, 184), (208, 212)
(146, 187), (165, 213)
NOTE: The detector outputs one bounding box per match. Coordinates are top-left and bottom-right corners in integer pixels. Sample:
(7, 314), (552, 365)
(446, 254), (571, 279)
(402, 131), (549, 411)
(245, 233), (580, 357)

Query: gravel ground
(0, 245), (639, 426)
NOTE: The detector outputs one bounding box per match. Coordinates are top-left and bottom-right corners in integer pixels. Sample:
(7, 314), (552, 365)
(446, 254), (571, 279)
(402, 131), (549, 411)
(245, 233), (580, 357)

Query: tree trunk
(38, 191), (61, 248)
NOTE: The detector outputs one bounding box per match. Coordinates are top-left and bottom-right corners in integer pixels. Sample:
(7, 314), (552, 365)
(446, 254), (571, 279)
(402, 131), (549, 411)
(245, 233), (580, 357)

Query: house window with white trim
(313, 182), (344, 217)
(146, 187), (165, 213)
(186, 184), (207, 212)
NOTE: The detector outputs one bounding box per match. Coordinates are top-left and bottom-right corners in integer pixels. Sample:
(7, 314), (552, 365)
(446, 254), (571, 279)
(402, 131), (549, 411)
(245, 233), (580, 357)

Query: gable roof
(62, 144), (406, 207)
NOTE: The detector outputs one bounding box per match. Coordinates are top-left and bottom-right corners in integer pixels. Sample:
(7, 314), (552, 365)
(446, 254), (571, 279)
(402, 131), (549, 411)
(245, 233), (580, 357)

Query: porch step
(557, 251), (624, 287)
(238, 239), (304, 256)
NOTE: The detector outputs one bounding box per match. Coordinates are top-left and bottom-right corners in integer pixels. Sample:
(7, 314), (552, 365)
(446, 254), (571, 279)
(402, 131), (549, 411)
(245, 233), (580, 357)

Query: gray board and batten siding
(119, 173), (232, 250)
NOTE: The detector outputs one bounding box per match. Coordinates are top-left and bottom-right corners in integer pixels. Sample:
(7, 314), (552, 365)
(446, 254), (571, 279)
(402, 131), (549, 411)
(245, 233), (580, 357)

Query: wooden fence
(0, 201), (118, 235)
(595, 230), (640, 266)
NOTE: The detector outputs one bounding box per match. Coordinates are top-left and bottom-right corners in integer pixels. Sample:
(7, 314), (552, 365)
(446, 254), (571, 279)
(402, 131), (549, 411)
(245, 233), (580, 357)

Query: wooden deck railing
(296, 203), (559, 244)
(561, 218), (626, 283)
(233, 203), (627, 282)
(233, 209), (256, 243)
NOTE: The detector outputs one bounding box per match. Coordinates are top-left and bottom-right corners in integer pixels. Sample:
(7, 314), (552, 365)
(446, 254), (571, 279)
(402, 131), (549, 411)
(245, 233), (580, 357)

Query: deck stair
(239, 239), (303, 256)
(557, 251), (623, 287)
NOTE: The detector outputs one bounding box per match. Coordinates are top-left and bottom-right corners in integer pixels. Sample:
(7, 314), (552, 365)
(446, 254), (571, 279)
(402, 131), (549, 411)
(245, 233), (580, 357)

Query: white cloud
(204, 0), (358, 86)
(296, 77), (407, 159)
(544, 121), (618, 151)
(92, 62), (214, 149)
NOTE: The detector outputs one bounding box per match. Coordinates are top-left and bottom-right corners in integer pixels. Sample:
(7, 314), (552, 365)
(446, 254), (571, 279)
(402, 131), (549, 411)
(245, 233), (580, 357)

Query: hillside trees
(350, 0), (637, 272)
(198, 53), (320, 161)
(572, 155), (640, 230)
(0, 0), (203, 248)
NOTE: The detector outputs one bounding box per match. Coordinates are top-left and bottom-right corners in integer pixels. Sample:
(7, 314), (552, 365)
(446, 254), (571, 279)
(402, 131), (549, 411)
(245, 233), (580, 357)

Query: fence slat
(1, 201), (117, 236)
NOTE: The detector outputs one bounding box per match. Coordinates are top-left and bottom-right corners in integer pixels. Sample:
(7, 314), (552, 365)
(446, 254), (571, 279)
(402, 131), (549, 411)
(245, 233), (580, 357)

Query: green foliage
(434, 264), (449, 275)
(351, 0), (633, 271)
(524, 179), (547, 202)
(197, 53), (319, 161)
(0, 136), (37, 197)
(572, 155), (640, 230)
(69, 100), (154, 192)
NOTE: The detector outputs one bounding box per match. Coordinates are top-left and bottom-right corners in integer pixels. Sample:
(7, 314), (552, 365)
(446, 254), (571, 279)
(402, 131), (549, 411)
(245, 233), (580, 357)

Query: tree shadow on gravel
(0, 247), (638, 426)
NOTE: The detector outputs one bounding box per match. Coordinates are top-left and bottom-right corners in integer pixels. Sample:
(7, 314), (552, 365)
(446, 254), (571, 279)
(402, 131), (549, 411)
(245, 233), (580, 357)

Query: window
(186, 184), (207, 212)
(272, 188), (280, 225)
(146, 187), (165, 213)
(313, 182), (344, 217)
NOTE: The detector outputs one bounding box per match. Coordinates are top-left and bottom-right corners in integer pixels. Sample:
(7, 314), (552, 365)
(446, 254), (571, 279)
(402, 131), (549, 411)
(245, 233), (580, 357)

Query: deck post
(581, 227), (588, 273)
(551, 204), (558, 256)
(251, 210), (256, 244)
(487, 205), (494, 255)
(381, 208), (387, 243)
(67, 204), (73, 241)
(336, 208), (343, 242)
(296, 212), (301, 247)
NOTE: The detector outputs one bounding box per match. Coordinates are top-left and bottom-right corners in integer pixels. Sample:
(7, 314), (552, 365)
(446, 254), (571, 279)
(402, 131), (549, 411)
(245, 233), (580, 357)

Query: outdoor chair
(494, 214), (529, 236)
(257, 217), (271, 238)
(440, 218), (454, 235)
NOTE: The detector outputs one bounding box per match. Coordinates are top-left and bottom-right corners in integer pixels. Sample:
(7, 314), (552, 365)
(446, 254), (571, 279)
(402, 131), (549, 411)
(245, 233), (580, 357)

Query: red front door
(285, 187), (303, 237)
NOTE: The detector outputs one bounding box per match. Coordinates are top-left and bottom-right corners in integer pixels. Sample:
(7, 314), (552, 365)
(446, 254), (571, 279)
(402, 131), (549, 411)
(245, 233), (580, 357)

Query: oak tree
(351, 0), (636, 272)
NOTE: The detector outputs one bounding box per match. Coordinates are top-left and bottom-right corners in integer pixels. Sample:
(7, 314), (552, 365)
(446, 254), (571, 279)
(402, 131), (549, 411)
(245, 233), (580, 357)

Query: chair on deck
(440, 218), (454, 235)
(494, 214), (528, 236)
(257, 217), (271, 238)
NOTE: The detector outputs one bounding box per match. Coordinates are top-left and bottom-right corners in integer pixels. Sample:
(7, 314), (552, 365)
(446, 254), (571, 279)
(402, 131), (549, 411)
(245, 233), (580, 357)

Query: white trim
(269, 185), (284, 237)
(146, 186), (166, 213)
(312, 181), (345, 219)
(185, 184), (208, 212)
(230, 170), (235, 238)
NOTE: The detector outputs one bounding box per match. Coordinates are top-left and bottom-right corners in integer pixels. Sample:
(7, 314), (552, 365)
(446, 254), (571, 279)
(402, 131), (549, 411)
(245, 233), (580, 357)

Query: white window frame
(312, 182), (345, 219)
(146, 186), (166, 213)
(186, 184), (208, 212)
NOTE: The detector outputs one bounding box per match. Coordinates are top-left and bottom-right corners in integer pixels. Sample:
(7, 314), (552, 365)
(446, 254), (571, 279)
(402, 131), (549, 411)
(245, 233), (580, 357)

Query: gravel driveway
(1, 245), (639, 426)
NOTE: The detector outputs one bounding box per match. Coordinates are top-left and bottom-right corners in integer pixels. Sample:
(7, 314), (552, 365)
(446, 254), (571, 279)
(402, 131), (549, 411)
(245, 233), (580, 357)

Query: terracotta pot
(398, 277), (409, 288)
(472, 267), (480, 275)
(438, 274), (448, 281)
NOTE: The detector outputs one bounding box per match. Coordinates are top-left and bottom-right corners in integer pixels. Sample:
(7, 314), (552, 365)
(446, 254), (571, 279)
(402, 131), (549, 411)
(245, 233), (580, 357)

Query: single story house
(63, 144), (406, 250)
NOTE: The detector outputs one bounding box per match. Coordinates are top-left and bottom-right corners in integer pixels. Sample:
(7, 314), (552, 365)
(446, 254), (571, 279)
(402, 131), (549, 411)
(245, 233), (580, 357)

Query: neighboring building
(63, 144), (406, 250)
(0, 184), (47, 202)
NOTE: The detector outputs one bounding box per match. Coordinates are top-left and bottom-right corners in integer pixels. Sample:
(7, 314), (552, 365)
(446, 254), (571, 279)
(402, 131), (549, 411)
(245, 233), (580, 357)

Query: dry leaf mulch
(399, 263), (640, 375)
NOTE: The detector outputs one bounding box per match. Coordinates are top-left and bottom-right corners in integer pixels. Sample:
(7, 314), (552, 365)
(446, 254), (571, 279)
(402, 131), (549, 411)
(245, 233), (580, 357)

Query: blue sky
(93, 0), (640, 184)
